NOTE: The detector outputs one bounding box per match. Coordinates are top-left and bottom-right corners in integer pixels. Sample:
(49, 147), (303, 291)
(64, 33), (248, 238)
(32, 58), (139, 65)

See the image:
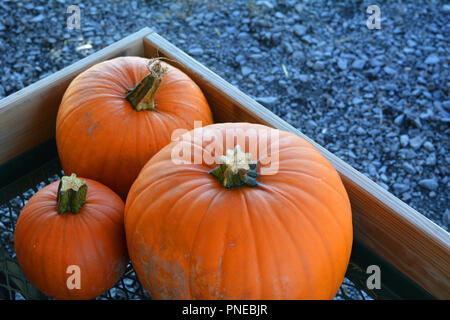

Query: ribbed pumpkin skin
(125, 123), (353, 300)
(56, 56), (213, 199)
(14, 178), (128, 300)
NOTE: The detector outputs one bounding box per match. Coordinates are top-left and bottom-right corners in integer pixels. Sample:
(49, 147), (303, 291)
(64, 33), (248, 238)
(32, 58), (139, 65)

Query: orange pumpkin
(56, 56), (213, 199)
(14, 174), (128, 300)
(125, 122), (353, 300)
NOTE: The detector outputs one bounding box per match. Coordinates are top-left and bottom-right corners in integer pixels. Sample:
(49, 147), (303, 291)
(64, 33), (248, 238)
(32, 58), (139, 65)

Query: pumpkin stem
(125, 59), (168, 111)
(209, 145), (258, 189)
(57, 174), (88, 214)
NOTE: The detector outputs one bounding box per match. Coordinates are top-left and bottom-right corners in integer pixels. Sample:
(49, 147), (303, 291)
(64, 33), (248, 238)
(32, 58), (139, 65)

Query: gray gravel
(0, 0), (449, 231)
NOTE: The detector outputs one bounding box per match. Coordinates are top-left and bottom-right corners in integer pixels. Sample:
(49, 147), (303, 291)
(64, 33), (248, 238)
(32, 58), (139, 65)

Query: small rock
(282, 41), (293, 54)
(370, 59), (384, 67)
(235, 54), (246, 65)
(356, 127), (366, 135)
(425, 153), (436, 166)
(365, 68), (379, 79)
(413, 117), (422, 128)
(255, 96), (277, 107)
(302, 35), (315, 44)
(384, 66), (397, 75)
(393, 183), (409, 193)
(76, 44), (92, 51)
(337, 58), (348, 70)
(30, 14), (45, 23)
(287, 86), (297, 96)
(442, 4), (450, 13)
(423, 141), (434, 151)
(419, 178), (439, 190)
(437, 110), (450, 122)
(400, 135), (409, 147)
(402, 193), (412, 201)
(292, 51), (305, 61)
(403, 162), (416, 174)
(407, 40), (417, 47)
(257, 0), (274, 10)
(442, 100), (450, 111)
(274, 12), (285, 19)
(241, 66), (252, 76)
(352, 97), (363, 105)
(313, 61), (325, 71)
(394, 114), (405, 125)
(400, 148), (417, 160)
(299, 74), (309, 83)
(306, 120), (317, 128)
(424, 54), (440, 64)
(295, 3), (305, 13)
(420, 109), (434, 120)
(368, 164), (377, 176)
(293, 24), (307, 37)
(351, 59), (366, 70)
(188, 48), (204, 56)
(409, 136), (424, 150)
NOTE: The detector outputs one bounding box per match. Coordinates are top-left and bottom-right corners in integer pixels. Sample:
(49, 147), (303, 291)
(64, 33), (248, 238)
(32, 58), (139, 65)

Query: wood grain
(0, 27), (153, 165)
(143, 32), (450, 299)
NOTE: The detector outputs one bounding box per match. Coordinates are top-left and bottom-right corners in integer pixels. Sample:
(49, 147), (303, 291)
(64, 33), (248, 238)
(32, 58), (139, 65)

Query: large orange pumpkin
(14, 174), (128, 300)
(125, 123), (353, 300)
(56, 56), (213, 199)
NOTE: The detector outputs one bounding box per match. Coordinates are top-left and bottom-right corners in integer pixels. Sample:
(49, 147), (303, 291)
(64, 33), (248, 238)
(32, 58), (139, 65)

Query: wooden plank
(0, 27), (154, 165)
(143, 33), (450, 299)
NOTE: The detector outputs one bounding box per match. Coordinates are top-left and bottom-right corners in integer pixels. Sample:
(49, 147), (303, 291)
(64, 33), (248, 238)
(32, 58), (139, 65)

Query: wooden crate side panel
(344, 175), (450, 298)
(0, 28), (153, 165)
(143, 33), (450, 299)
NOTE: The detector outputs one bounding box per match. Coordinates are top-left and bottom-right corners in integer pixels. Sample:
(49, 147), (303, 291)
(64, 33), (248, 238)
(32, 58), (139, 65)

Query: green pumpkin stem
(125, 59), (168, 111)
(57, 174), (88, 214)
(209, 145), (258, 189)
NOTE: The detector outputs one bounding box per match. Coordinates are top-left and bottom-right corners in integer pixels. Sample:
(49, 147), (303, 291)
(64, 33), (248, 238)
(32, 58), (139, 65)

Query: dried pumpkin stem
(125, 59), (168, 111)
(209, 145), (258, 189)
(57, 174), (88, 214)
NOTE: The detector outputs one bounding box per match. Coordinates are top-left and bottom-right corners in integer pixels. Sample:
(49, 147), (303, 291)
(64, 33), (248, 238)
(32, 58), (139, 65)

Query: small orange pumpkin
(14, 174), (128, 300)
(125, 123), (353, 300)
(56, 56), (213, 199)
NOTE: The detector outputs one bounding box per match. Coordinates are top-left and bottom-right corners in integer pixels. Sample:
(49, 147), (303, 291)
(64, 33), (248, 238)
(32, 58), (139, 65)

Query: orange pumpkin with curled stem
(14, 174), (128, 300)
(56, 56), (213, 199)
(125, 122), (353, 300)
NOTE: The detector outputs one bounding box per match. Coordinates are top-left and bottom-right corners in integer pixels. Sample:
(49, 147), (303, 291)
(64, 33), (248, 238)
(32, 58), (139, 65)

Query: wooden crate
(0, 28), (448, 299)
